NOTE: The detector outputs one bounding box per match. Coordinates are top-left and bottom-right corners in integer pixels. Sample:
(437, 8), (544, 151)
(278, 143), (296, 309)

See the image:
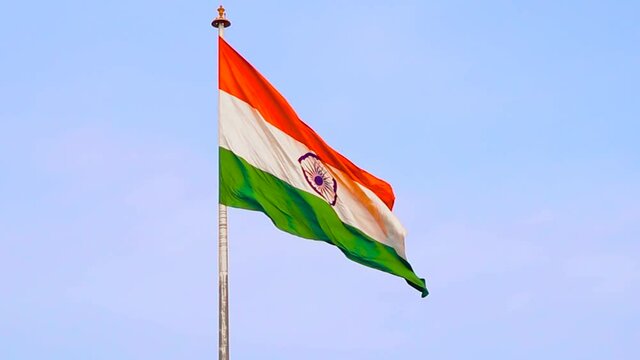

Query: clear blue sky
(2, 1), (639, 359)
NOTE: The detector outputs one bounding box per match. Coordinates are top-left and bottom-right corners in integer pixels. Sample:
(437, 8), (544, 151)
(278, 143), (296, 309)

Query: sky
(1, 0), (639, 359)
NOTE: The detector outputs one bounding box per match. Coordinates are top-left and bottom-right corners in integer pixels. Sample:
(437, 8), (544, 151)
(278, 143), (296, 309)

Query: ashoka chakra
(298, 152), (337, 206)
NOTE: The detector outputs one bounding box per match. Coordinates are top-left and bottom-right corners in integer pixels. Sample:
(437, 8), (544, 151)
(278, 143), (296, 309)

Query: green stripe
(219, 147), (428, 297)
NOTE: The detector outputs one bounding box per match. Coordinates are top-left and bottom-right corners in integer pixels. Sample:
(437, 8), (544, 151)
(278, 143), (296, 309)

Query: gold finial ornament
(212, 5), (231, 28)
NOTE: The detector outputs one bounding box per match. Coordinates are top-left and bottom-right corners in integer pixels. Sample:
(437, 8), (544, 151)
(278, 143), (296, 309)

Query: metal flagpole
(212, 5), (231, 360)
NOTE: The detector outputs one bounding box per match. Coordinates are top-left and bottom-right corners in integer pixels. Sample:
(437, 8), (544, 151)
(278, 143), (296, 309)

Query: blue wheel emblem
(298, 152), (338, 206)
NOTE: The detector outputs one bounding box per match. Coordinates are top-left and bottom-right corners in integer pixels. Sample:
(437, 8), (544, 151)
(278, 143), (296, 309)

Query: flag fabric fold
(218, 36), (428, 297)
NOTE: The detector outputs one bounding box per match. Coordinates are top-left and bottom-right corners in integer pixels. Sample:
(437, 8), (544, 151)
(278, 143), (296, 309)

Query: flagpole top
(212, 5), (231, 28)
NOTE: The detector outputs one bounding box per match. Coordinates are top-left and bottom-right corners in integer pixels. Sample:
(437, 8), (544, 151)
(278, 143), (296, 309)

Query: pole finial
(212, 5), (231, 28)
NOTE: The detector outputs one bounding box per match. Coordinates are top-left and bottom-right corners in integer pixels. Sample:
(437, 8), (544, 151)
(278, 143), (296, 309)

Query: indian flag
(218, 37), (428, 297)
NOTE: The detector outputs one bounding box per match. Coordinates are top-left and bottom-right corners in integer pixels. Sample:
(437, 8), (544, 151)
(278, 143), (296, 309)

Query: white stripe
(220, 90), (407, 258)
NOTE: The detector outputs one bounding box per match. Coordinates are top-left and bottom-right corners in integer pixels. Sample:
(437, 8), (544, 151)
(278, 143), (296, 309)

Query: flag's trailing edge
(218, 36), (428, 297)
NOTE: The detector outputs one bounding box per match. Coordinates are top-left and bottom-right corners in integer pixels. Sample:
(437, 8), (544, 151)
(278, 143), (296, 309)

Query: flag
(218, 37), (428, 297)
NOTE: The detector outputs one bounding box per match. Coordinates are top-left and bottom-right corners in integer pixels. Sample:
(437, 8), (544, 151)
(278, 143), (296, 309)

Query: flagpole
(212, 5), (231, 360)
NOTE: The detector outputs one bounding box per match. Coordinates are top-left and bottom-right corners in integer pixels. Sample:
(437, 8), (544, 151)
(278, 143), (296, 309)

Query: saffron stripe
(219, 36), (396, 210)
(219, 147), (428, 297)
